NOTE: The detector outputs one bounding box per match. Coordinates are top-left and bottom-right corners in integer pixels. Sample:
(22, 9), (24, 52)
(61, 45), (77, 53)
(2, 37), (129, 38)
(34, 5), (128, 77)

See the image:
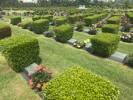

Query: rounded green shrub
(31, 19), (49, 34)
(91, 33), (120, 57)
(126, 54), (133, 67)
(0, 23), (11, 39)
(127, 13), (133, 24)
(84, 14), (107, 26)
(45, 66), (120, 100)
(54, 24), (73, 43)
(68, 15), (78, 24)
(19, 21), (33, 29)
(10, 16), (21, 25)
(54, 17), (67, 26)
(32, 16), (41, 21)
(41, 15), (53, 22)
(102, 24), (119, 34)
(0, 35), (39, 72)
(107, 16), (120, 24)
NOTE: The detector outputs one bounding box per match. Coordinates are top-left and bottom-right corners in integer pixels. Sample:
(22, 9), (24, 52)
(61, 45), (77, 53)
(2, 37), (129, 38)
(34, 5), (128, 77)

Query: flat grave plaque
(67, 39), (77, 45)
(24, 63), (38, 76)
(109, 52), (127, 63)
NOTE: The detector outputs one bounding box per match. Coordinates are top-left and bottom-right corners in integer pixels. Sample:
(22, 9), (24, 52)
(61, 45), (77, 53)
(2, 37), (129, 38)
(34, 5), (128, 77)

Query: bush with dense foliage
(127, 13), (133, 24)
(84, 13), (107, 26)
(0, 35), (39, 72)
(67, 15), (83, 24)
(107, 16), (120, 24)
(45, 66), (119, 100)
(75, 21), (84, 32)
(54, 17), (67, 26)
(54, 24), (73, 42)
(10, 16), (21, 25)
(19, 21), (33, 29)
(0, 23), (11, 39)
(32, 16), (41, 21)
(125, 54), (133, 67)
(102, 24), (119, 34)
(42, 15), (53, 22)
(31, 19), (49, 34)
(91, 33), (120, 57)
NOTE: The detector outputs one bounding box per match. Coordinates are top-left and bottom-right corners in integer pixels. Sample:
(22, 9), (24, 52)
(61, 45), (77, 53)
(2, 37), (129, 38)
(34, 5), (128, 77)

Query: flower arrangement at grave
(28, 65), (52, 91)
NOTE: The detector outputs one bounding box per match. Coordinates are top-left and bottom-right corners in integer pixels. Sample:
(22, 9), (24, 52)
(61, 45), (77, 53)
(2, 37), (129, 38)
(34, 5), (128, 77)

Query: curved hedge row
(0, 23), (11, 39)
(45, 66), (119, 100)
(0, 35), (39, 72)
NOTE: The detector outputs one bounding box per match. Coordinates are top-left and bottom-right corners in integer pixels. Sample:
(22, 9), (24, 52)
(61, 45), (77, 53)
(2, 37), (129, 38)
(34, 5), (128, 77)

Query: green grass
(73, 31), (93, 41)
(117, 42), (133, 54)
(0, 25), (133, 100)
(0, 54), (41, 100)
(12, 26), (133, 99)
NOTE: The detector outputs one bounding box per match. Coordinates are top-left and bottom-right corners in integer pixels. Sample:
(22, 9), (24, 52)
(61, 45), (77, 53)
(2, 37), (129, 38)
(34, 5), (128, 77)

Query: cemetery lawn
(0, 26), (133, 100)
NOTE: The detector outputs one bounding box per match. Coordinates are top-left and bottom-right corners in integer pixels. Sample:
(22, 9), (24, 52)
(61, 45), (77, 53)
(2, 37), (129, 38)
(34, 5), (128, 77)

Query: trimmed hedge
(102, 24), (119, 34)
(91, 33), (120, 57)
(0, 35), (39, 72)
(54, 24), (73, 43)
(32, 16), (41, 21)
(0, 23), (11, 39)
(127, 13), (133, 24)
(68, 15), (83, 24)
(68, 15), (77, 24)
(54, 17), (67, 26)
(11, 16), (21, 25)
(45, 66), (119, 100)
(84, 13), (107, 26)
(31, 19), (49, 34)
(107, 16), (120, 24)
(19, 21), (32, 29)
(42, 15), (53, 22)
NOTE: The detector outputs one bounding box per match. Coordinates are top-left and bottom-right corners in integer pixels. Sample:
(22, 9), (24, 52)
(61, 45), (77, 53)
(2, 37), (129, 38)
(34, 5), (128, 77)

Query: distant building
(19, 0), (38, 3)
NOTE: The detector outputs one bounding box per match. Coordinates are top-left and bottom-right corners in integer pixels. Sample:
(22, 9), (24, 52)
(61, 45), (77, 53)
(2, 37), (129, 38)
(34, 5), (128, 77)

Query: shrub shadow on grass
(36, 56), (42, 65)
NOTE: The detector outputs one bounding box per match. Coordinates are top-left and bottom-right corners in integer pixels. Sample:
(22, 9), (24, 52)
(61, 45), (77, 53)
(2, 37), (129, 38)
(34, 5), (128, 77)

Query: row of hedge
(102, 24), (119, 34)
(84, 13), (108, 26)
(0, 35), (39, 72)
(32, 15), (53, 21)
(127, 13), (133, 24)
(0, 22), (11, 39)
(107, 16), (120, 24)
(45, 66), (120, 100)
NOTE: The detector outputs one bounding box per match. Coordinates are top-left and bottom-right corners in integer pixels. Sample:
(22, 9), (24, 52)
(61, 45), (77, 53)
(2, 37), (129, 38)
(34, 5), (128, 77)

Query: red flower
(28, 79), (33, 88)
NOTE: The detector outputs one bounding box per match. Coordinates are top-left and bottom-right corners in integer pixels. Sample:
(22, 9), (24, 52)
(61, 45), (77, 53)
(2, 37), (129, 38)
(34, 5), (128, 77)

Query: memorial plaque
(24, 63), (38, 76)
(67, 39), (77, 45)
(109, 52), (127, 63)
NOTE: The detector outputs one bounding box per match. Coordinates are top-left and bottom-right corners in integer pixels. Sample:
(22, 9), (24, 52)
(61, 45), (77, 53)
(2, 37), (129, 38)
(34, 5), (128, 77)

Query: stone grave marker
(24, 63), (38, 76)
(67, 39), (77, 45)
(84, 43), (93, 53)
(109, 52), (127, 63)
